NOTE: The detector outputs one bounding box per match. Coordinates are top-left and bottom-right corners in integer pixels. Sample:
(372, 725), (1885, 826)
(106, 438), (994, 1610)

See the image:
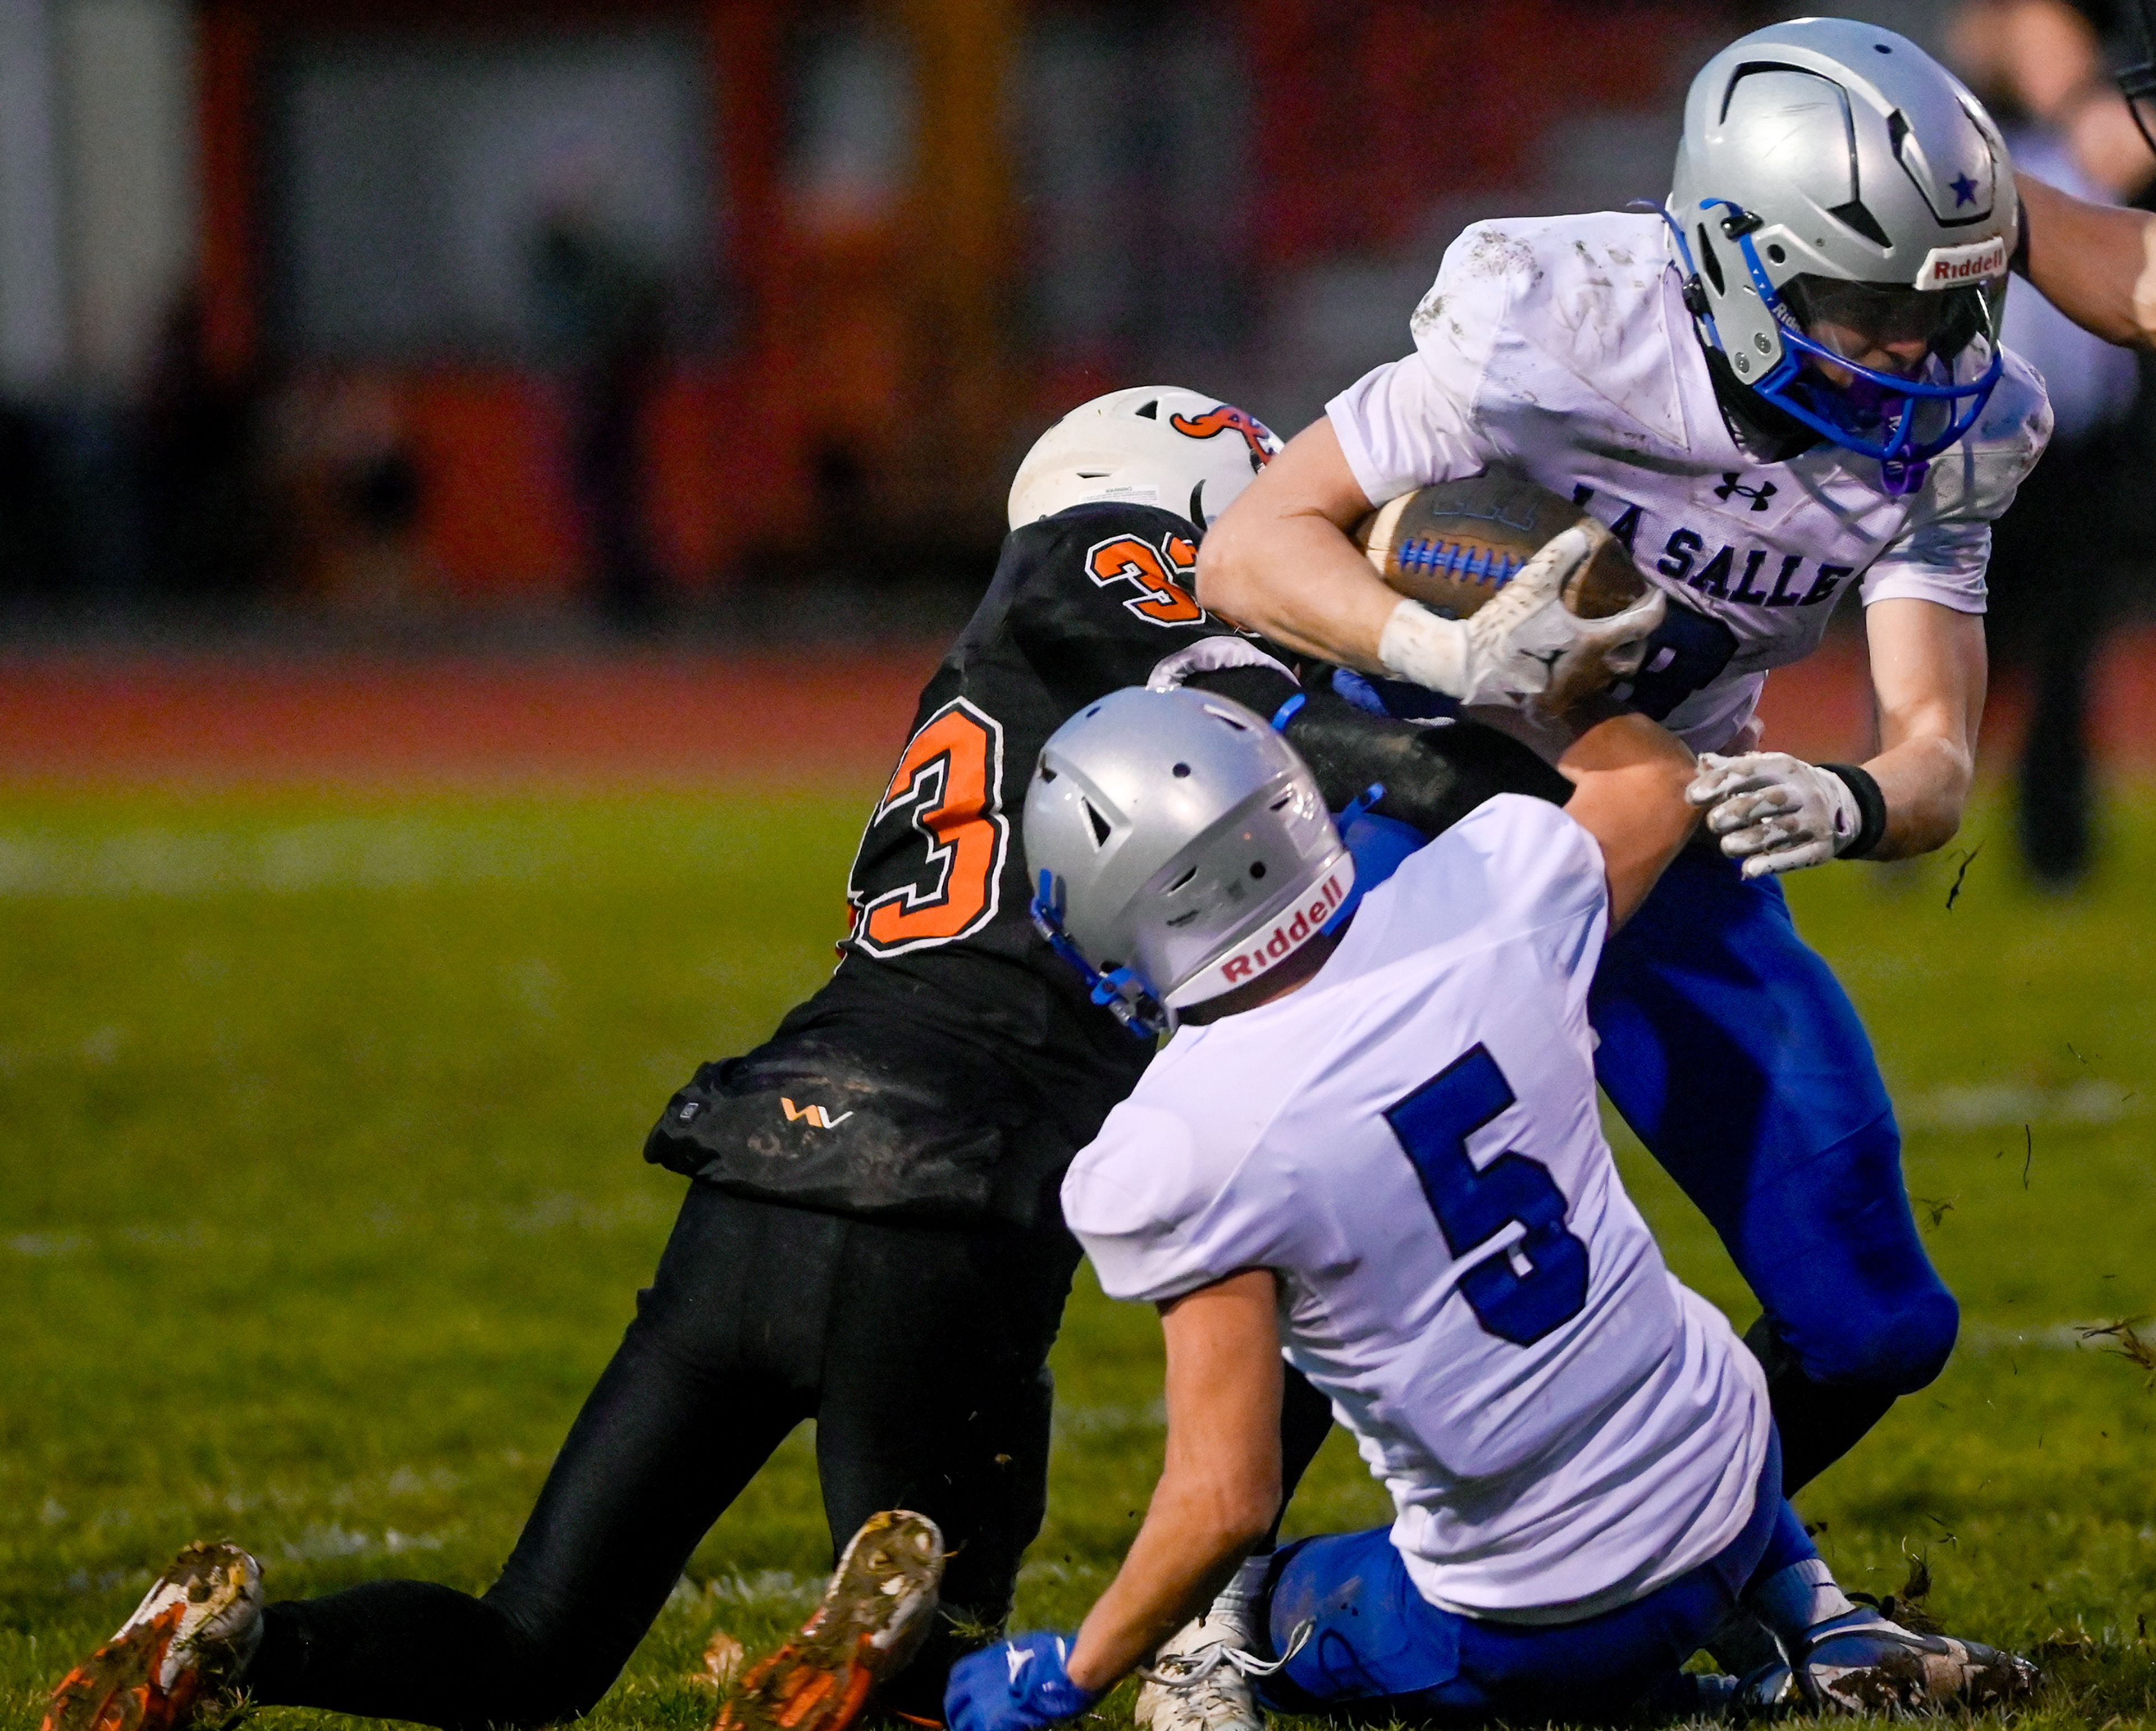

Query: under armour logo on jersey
(1714, 474), (1778, 511)
(781, 1098), (854, 1130)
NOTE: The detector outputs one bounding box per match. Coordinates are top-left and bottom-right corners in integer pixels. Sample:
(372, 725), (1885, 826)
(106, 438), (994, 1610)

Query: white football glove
(1376, 522), (1667, 711)
(1687, 751), (1863, 878)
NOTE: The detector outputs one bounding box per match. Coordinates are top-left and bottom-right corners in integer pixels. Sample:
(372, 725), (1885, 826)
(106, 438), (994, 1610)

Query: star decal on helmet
(1949, 172), (1978, 207)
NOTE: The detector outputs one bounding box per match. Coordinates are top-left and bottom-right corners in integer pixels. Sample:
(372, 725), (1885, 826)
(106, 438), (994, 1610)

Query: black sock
(1744, 1316), (1897, 1496)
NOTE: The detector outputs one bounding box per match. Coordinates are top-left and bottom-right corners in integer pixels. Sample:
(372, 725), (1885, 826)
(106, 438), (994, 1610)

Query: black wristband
(1821, 762), (1888, 859)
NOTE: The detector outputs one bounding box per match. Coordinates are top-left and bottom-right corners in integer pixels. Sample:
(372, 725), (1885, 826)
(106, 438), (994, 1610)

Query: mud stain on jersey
(1465, 229), (1539, 283)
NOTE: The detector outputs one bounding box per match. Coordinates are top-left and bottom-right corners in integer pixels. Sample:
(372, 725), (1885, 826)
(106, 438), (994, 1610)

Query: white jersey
(1062, 797), (1770, 1622)
(1328, 211), (2053, 752)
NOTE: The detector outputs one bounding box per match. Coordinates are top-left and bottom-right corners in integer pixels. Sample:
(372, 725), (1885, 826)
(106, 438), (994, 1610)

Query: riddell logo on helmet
(1168, 405), (1281, 473)
(1219, 867), (1349, 986)
(1914, 238), (2007, 291)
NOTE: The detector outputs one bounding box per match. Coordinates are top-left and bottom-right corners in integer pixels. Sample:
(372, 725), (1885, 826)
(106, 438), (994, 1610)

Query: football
(1352, 467), (1648, 621)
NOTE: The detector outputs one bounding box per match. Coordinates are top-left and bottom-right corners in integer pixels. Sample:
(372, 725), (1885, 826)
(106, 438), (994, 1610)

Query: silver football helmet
(1668, 19), (2017, 494)
(1025, 687), (1351, 1034)
(1006, 387), (1282, 531)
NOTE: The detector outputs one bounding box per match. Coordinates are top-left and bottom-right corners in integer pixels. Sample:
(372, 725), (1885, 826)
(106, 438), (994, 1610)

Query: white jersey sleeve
(1325, 241), (1511, 503)
(1860, 350), (2053, 614)
(1062, 1101), (1307, 1305)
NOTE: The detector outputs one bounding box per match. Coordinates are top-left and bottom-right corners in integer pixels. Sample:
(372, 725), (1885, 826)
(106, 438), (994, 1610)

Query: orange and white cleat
(42, 1542), (263, 1731)
(715, 1511), (945, 1731)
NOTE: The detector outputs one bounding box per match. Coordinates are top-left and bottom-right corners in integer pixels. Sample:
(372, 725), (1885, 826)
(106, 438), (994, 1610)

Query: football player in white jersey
(1192, 15), (2049, 1551)
(942, 687), (2036, 1730)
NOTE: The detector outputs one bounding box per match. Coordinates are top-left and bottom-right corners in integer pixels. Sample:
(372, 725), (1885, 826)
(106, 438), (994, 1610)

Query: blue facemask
(1663, 202), (2003, 496)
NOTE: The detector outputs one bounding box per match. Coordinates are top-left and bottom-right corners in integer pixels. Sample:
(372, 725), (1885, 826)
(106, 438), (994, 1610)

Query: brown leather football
(1352, 468), (1647, 620)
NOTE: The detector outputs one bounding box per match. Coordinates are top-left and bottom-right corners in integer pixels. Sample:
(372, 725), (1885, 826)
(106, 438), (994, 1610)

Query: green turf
(2, 781), (2152, 1731)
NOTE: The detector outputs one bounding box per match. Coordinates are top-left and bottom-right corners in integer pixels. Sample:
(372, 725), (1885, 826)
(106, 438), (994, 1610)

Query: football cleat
(1135, 1610), (1267, 1731)
(42, 1542), (263, 1731)
(1736, 1612), (2041, 1717)
(714, 1510), (944, 1731)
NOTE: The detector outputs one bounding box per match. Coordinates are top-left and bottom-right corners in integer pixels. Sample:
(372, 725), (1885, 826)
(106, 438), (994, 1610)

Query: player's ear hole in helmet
(1664, 18), (2017, 494)
(1024, 687), (1353, 1038)
(1006, 386), (1283, 532)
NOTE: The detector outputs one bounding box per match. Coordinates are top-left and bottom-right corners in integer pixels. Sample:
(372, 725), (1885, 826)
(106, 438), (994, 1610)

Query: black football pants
(248, 1182), (1082, 1729)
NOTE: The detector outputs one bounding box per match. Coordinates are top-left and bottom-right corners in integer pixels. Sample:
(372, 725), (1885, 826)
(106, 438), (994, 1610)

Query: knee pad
(1761, 1279), (1959, 1396)
(1820, 1286), (1960, 1395)
(1747, 1113), (1959, 1395)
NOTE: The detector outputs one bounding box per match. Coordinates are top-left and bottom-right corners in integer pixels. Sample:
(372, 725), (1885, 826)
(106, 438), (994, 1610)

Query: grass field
(2, 779), (2153, 1731)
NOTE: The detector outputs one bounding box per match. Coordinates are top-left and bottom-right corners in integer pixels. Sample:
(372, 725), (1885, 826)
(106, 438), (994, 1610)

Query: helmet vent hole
(1039, 765), (1057, 782)
(1164, 866), (1196, 892)
(1076, 471), (1109, 479)
(1135, 399), (1159, 419)
(1268, 793), (1292, 811)
(1874, 41), (1892, 52)
(1766, 243), (1786, 264)
(1696, 227), (1725, 295)
(1082, 800), (1112, 848)
(1172, 762), (1191, 778)
(1250, 861), (1268, 880)
(1828, 199), (1892, 248)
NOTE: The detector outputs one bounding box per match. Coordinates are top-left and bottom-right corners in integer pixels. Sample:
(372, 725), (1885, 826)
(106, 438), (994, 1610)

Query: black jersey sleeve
(1282, 686), (1574, 833)
(1001, 502), (1260, 707)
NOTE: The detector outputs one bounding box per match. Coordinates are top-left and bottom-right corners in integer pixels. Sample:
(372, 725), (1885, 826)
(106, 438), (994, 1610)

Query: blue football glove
(945, 1632), (1101, 1731)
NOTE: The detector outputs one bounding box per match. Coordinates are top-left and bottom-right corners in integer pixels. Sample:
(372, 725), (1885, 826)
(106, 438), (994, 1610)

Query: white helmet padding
(1006, 386), (1282, 531)
(1025, 687), (1349, 1036)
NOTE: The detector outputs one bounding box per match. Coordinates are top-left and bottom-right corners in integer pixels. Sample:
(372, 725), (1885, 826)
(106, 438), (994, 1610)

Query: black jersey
(646, 501), (1570, 1227)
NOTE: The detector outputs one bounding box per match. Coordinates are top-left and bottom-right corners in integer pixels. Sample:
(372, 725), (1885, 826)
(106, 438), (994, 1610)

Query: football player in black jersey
(44, 390), (1579, 1731)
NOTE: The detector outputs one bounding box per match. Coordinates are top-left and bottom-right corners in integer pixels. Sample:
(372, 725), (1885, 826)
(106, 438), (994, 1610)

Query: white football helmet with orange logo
(1006, 386), (1282, 531)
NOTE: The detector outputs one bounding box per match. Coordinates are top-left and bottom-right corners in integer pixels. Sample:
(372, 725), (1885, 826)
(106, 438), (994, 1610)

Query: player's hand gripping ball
(1354, 468), (1665, 711)
(945, 1632), (1100, 1731)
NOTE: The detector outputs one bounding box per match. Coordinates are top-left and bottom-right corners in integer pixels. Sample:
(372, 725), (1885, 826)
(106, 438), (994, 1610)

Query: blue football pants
(1588, 843), (1958, 1484)
(1259, 1434), (1814, 1723)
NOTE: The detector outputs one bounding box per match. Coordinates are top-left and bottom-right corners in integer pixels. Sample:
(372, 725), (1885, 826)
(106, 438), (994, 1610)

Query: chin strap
(1030, 871), (1168, 1040)
(1032, 775), (1382, 1031)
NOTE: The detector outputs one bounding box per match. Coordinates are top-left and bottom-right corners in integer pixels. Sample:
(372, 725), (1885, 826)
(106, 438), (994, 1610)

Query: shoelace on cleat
(1139, 1619), (1313, 1691)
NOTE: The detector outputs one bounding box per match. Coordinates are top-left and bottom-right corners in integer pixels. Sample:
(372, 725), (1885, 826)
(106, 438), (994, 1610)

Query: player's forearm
(1557, 710), (1700, 925)
(1196, 419), (1395, 670)
(2015, 171), (2156, 350)
(1199, 509), (1398, 670)
(1065, 1468), (1274, 1692)
(1858, 599), (1985, 860)
(1067, 1272), (1284, 1694)
(1858, 732), (1974, 858)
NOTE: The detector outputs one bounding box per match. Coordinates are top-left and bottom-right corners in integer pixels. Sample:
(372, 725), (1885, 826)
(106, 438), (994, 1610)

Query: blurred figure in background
(1953, 0), (2149, 887)
(533, 202), (669, 633)
(139, 295), (275, 607)
(272, 377), (430, 616)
